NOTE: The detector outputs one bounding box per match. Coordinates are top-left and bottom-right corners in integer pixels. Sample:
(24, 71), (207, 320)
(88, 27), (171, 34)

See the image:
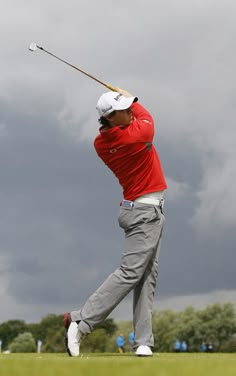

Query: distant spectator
(128, 332), (135, 352)
(116, 334), (125, 353)
(181, 340), (188, 352)
(200, 342), (207, 352)
(206, 343), (213, 352)
(174, 339), (181, 352)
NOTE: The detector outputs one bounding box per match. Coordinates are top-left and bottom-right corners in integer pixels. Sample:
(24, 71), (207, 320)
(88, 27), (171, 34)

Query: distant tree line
(152, 303), (236, 352)
(0, 303), (235, 353)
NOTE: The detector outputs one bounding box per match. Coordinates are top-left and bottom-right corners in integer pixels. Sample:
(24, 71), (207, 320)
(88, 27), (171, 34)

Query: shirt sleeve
(120, 102), (155, 144)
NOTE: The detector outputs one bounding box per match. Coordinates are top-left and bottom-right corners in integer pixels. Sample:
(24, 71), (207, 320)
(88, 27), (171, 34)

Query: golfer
(64, 88), (167, 357)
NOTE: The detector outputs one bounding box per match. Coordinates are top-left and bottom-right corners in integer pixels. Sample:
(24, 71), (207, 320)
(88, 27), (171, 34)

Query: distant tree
(153, 303), (236, 352)
(175, 306), (202, 351)
(220, 336), (236, 352)
(27, 322), (44, 343)
(42, 327), (65, 353)
(95, 318), (117, 336)
(0, 320), (28, 350)
(9, 332), (36, 353)
(28, 314), (64, 345)
(115, 320), (133, 336)
(197, 303), (236, 351)
(153, 310), (180, 352)
(80, 319), (118, 353)
(81, 329), (110, 353)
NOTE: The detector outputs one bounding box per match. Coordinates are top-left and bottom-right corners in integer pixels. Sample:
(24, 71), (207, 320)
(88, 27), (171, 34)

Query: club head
(28, 43), (38, 51)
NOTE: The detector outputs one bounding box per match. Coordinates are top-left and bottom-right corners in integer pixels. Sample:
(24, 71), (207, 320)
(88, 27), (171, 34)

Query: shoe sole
(64, 330), (72, 357)
(64, 312), (72, 357)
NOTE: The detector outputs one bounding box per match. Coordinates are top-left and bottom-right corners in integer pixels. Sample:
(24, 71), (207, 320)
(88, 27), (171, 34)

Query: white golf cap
(96, 91), (137, 117)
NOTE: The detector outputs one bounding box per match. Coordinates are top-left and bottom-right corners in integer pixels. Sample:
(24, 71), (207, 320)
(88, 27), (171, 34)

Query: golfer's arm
(123, 103), (154, 143)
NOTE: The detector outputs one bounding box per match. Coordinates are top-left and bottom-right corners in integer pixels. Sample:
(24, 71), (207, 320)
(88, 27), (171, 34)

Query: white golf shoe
(64, 312), (83, 357)
(135, 345), (153, 357)
(67, 322), (81, 357)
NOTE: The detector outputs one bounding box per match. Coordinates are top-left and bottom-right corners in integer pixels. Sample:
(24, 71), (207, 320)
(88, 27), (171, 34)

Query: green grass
(0, 353), (235, 376)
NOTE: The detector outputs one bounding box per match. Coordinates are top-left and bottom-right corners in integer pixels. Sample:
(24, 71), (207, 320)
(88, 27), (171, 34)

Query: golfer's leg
(71, 266), (136, 334)
(71, 219), (153, 333)
(133, 236), (162, 347)
(133, 210), (164, 347)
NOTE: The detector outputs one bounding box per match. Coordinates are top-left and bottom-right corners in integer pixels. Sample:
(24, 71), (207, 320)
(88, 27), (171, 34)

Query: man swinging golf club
(64, 87), (167, 357)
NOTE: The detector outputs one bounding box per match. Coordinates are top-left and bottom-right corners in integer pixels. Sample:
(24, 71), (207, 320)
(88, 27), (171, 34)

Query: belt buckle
(121, 200), (134, 208)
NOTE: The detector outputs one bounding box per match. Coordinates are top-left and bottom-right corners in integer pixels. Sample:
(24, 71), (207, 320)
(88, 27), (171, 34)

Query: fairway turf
(0, 353), (235, 376)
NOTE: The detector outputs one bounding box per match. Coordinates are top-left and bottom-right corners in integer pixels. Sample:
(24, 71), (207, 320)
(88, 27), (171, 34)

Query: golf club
(28, 43), (116, 91)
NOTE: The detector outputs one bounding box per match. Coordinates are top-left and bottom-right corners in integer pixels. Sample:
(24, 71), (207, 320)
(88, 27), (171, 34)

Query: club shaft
(36, 46), (116, 91)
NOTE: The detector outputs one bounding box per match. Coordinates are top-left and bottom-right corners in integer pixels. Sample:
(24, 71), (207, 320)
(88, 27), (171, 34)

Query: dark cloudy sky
(0, 0), (235, 323)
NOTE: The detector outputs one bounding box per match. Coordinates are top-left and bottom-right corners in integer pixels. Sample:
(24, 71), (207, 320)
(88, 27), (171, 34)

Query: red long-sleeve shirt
(94, 101), (167, 201)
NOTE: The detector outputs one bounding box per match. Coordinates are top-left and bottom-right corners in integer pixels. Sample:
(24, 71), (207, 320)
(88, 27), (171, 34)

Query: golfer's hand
(114, 87), (133, 98)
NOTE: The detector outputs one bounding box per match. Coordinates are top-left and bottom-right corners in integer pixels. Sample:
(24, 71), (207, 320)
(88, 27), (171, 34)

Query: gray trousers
(71, 202), (165, 348)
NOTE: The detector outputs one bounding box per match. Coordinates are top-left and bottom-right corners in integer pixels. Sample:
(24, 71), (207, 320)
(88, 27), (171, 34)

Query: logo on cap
(102, 105), (113, 114)
(114, 94), (122, 102)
